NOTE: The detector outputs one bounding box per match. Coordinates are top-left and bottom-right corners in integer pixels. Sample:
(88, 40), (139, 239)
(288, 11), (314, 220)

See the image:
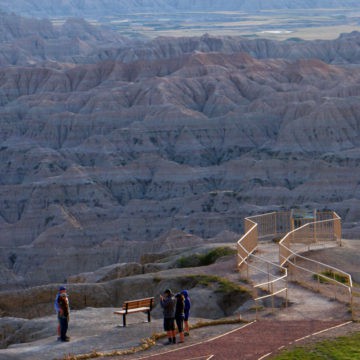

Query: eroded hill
(0, 13), (360, 288)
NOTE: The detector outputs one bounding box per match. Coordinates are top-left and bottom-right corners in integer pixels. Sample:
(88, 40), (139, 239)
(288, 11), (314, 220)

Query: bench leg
(147, 310), (151, 323)
(123, 314), (126, 327)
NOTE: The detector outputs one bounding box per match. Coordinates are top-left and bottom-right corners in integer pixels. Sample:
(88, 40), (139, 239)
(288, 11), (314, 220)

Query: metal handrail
(278, 215), (353, 309)
(237, 212), (289, 315)
(255, 273), (288, 290)
(237, 210), (358, 320)
(255, 288), (288, 301)
(279, 217), (341, 266)
(237, 218), (258, 267)
(251, 257), (288, 306)
(281, 242), (352, 289)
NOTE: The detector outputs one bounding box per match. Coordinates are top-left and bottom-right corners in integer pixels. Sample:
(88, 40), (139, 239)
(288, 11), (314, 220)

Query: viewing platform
(237, 210), (360, 320)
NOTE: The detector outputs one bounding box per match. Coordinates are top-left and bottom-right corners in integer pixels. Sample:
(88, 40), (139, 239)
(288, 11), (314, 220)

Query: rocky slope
(0, 13), (127, 66)
(0, 13), (360, 288)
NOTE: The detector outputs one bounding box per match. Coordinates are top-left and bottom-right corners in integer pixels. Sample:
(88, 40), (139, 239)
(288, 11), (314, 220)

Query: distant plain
(73, 9), (360, 40)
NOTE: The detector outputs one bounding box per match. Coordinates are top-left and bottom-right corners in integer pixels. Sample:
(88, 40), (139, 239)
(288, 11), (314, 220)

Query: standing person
(175, 292), (185, 343)
(181, 290), (191, 336)
(56, 286), (70, 342)
(160, 288), (176, 345)
(54, 286), (68, 340)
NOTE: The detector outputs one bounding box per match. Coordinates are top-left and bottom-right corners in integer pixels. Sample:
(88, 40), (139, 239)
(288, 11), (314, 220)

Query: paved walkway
(122, 320), (353, 360)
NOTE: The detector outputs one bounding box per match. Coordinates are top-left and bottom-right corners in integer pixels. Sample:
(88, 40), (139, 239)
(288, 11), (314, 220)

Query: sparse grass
(185, 274), (249, 295)
(176, 247), (236, 268)
(60, 334), (160, 359)
(249, 305), (264, 312)
(270, 331), (360, 359)
(272, 236), (282, 243)
(239, 277), (250, 284)
(313, 269), (350, 285)
(189, 317), (246, 329)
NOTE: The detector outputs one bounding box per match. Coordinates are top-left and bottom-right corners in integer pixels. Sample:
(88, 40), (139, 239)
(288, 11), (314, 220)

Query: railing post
(255, 291), (259, 321)
(274, 213), (277, 238)
(350, 287), (354, 321)
(317, 263), (320, 292)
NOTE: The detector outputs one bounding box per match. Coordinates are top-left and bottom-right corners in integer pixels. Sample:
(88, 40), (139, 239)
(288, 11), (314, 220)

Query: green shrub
(176, 247), (236, 268)
(185, 274), (248, 295)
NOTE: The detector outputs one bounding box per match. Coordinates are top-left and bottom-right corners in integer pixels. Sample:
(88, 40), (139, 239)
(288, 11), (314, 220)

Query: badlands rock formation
(0, 13), (360, 289)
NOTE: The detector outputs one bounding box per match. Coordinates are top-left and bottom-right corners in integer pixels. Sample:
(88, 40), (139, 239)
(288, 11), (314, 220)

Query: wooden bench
(114, 297), (154, 327)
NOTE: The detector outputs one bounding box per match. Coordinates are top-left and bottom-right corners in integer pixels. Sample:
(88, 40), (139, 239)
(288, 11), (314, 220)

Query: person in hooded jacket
(181, 290), (191, 336)
(175, 292), (185, 343)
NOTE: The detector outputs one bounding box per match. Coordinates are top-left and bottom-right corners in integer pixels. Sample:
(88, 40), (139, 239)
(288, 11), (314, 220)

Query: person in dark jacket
(54, 286), (69, 340)
(57, 290), (70, 342)
(160, 288), (176, 345)
(175, 292), (185, 343)
(181, 290), (191, 336)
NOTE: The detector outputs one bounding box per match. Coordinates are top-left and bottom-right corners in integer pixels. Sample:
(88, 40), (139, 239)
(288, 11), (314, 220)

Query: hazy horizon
(1, 0), (360, 40)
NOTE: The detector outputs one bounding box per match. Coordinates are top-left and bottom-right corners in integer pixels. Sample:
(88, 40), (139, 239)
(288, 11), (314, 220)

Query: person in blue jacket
(54, 286), (70, 341)
(181, 290), (191, 336)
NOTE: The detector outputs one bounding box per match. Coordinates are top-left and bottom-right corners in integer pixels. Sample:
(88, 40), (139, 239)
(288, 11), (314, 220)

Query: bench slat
(124, 301), (151, 309)
(114, 307), (149, 315)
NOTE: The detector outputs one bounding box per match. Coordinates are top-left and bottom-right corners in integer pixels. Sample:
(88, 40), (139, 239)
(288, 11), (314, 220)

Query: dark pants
(163, 317), (175, 331)
(176, 316), (184, 332)
(59, 316), (68, 340)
